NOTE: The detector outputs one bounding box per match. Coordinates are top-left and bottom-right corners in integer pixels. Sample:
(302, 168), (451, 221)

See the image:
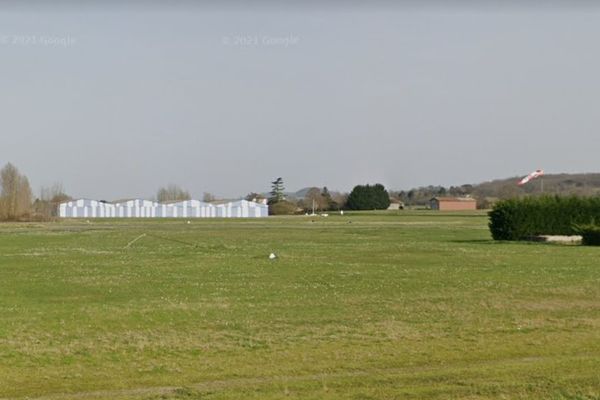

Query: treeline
(6, 163), (600, 220)
(155, 184), (220, 203)
(391, 173), (600, 209)
(0, 163), (71, 221)
(263, 177), (347, 215)
(0, 164), (224, 221)
(390, 185), (475, 207)
(475, 173), (600, 199)
(266, 178), (391, 214)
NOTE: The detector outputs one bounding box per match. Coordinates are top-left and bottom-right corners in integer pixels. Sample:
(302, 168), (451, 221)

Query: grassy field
(0, 211), (599, 399)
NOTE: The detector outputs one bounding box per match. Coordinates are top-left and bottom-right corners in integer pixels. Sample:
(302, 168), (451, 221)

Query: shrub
(489, 196), (600, 240)
(573, 224), (600, 246)
(346, 184), (391, 210)
(268, 200), (298, 215)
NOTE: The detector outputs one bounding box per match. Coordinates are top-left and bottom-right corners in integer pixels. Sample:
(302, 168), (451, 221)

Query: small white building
(59, 198), (268, 219)
(387, 201), (404, 211)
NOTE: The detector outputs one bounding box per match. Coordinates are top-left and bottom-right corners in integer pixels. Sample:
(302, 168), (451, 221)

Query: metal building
(59, 199), (268, 218)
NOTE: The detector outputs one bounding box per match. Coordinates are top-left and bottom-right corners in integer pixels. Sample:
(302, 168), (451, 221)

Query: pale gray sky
(1, 2), (600, 199)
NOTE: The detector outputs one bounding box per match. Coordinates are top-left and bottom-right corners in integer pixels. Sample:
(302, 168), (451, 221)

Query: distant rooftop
(431, 197), (476, 202)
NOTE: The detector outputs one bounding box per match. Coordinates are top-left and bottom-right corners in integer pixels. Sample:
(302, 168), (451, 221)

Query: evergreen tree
(269, 177), (285, 204)
(346, 183), (391, 210)
(321, 186), (337, 210)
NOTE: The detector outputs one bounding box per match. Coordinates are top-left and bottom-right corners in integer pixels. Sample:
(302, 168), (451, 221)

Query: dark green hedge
(489, 196), (600, 240)
(574, 224), (600, 246)
(346, 184), (391, 210)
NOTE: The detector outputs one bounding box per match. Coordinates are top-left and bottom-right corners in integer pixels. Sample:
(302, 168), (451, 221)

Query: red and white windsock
(518, 169), (544, 186)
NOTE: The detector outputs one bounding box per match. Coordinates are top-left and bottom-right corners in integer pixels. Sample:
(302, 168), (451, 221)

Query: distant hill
(290, 187), (313, 199)
(393, 173), (600, 207)
(262, 173), (600, 208)
(473, 173), (600, 197)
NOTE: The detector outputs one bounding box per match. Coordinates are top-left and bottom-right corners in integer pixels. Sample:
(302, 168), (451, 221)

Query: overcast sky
(1, 2), (600, 199)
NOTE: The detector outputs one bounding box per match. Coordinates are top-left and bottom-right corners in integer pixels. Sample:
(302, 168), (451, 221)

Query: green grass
(0, 211), (599, 399)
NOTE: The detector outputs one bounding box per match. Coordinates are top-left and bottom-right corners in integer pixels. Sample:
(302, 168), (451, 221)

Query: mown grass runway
(0, 212), (599, 399)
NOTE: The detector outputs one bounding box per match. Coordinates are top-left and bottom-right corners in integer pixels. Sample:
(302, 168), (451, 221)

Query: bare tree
(0, 163), (18, 219)
(0, 163), (32, 220)
(303, 187), (327, 212)
(156, 184), (191, 203)
(331, 192), (348, 210)
(36, 183), (71, 218)
(17, 176), (32, 217)
(245, 192), (266, 203)
(203, 192), (216, 202)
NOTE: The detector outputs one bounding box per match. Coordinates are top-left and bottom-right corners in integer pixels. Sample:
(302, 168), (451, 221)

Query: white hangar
(59, 199), (269, 218)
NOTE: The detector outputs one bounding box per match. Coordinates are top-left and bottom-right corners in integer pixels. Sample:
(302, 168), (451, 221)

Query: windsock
(518, 169), (544, 186)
